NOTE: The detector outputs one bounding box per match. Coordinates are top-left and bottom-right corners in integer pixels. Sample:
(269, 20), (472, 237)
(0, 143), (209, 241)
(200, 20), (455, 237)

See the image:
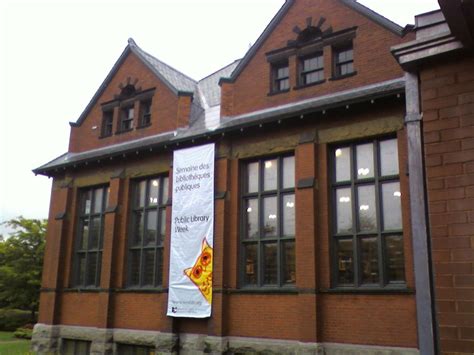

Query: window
(117, 344), (155, 355)
(101, 110), (114, 137)
(333, 44), (354, 78)
(128, 176), (169, 287)
(271, 62), (290, 93)
(73, 186), (109, 287)
(299, 53), (324, 86)
(241, 155), (295, 287)
(62, 339), (91, 355)
(331, 138), (405, 288)
(120, 106), (134, 132)
(139, 100), (152, 127)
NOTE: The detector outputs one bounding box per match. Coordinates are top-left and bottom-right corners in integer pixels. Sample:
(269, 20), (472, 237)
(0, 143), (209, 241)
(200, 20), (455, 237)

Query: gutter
(404, 72), (438, 355)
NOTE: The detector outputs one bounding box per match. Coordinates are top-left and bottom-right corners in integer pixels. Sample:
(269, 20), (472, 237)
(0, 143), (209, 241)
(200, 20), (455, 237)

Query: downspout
(404, 72), (439, 355)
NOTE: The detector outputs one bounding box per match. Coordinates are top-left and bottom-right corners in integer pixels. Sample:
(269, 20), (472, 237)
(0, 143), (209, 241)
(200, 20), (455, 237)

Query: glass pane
(279, 78), (289, 91)
(77, 253), (86, 286)
(283, 194), (295, 236)
(156, 248), (163, 286)
(133, 211), (144, 246)
(129, 250), (140, 286)
(159, 208), (166, 241)
(263, 196), (277, 237)
(76, 341), (90, 354)
(283, 241), (296, 284)
(80, 219), (89, 250)
(149, 179), (159, 205)
(105, 187), (110, 210)
(382, 182), (402, 230)
(83, 190), (92, 214)
(263, 159), (277, 191)
(136, 346), (154, 355)
(358, 185), (377, 232)
(143, 249), (155, 286)
(337, 239), (353, 284)
(62, 340), (75, 355)
(277, 66), (288, 78)
(283, 156), (295, 188)
(162, 177), (169, 204)
(305, 71), (323, 84)
(137, 181), (146, 208)
(361, 237), (379, 284)
(356, 143), (374, 179)
(93, 188), (103, 213)
(245, 199), (259, 239)
(89, 217), (101, 249)
(244, 244), (258, 285)
(263, 243), (277, 285)
(145, 210), (157, 245)
(380, 139), (399, 176)
(247, 162), (259, 193)
(386, 235), (405, 282)
(86, 252), (97, 286)
(336, 188), (352, 234)
(335, 147), (350, 182)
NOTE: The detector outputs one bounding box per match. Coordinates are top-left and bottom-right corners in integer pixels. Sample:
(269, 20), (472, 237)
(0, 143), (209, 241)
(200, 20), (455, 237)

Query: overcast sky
(0, 0), (440, 236)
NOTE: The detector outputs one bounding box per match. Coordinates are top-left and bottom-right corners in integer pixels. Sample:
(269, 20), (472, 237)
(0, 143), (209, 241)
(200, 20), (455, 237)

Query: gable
(222, 0), (413, 117)
(68, 49), (189, 153)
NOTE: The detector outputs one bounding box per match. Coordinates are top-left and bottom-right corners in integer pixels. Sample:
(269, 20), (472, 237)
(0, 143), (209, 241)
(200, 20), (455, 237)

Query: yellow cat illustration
(184, 238), (213, 304)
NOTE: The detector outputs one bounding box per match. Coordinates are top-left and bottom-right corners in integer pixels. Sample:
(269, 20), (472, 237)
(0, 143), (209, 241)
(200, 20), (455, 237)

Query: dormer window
(139, 100), (152, 128)
(101, 110), (114, 138)
(120, 106), (134, 132)
(271, 62), (290, 93)
(333, 43), (355, 79)
(299, 53), (324, 86)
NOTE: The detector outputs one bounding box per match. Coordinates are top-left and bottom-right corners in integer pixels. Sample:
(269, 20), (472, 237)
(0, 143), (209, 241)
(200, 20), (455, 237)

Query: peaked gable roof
(129, 39), (197, 95)
(72, 38), (198, 127)
(227, 0), (408, 83)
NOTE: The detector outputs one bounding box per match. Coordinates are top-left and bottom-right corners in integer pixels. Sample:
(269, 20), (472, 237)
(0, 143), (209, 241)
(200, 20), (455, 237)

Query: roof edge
(34, 78), (405, 177)
(339, 0), (405, 36)
(73, 44), (132, 126)
(129, 39), (198, 97)
(228, 0), (295, 83)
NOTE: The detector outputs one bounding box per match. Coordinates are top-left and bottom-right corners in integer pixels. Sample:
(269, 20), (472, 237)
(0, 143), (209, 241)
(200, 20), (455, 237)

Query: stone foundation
(31, 324), (419, 355)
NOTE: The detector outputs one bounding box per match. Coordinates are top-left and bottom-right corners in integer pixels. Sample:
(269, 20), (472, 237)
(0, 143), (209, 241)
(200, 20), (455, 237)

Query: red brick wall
(421, 55), (474, 354)
(222, 0), (413, 118)
(68, 51), (184, 153)
(320, 294), (418, 347)
(112, 293), (169, 330)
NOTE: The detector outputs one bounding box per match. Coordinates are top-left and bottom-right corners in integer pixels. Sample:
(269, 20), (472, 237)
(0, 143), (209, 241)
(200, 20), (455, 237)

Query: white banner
(167, 143), (215, 318)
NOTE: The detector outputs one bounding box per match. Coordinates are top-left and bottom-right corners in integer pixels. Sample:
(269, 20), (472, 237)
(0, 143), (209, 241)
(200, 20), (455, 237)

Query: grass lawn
(0, 331), (32, 355)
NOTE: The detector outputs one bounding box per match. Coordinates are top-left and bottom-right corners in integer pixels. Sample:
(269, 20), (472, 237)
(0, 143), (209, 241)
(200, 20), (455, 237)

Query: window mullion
(374, 140), (385, 287)
(350, 144), (360, 286)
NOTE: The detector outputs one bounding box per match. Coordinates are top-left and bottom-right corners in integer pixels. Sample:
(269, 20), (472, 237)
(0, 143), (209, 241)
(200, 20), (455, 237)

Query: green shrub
(14, 327), (33, 339)
(0, 309), (31, 331)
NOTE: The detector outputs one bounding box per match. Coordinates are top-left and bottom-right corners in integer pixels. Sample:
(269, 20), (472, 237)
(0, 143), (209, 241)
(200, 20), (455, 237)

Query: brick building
(31, 0), (473, 354)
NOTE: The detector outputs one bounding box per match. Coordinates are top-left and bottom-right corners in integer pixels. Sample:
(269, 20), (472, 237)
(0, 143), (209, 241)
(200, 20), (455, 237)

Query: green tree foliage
(0, 217), (46, 320)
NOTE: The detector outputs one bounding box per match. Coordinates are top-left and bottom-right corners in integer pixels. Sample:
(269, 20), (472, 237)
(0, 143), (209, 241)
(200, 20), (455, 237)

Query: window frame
(62, 339), (92, 355)
(119, 105), (134, 133)
(298, 52), (325, 87)
(332, 43), (355, 79)
(127, 175), (169, 288)
(329, 136), (406, 290)
(270, 61), (290, 94)
(138, 99), (152, 128)
(100, 110), (114, 137)
(72, 185), (109, 288)
(117, 343), (155, 355)
(240, 154), (296, 289)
